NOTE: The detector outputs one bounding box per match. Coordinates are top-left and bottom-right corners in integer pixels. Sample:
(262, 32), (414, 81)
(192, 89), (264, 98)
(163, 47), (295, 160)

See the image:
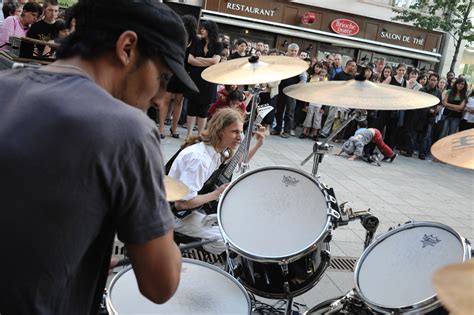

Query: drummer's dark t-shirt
(0, 69), (174, 315)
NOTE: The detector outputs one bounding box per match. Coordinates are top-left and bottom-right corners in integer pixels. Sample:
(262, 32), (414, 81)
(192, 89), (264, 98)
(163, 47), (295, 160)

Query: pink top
(0, 16), (28, 51)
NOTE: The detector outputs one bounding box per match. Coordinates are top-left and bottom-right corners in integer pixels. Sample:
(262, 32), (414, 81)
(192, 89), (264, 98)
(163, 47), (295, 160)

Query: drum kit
(106, 56), (473, 314)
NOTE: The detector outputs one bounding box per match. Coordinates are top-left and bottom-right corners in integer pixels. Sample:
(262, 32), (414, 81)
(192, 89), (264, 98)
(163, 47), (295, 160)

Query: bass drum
(218, 166), (339, 298)
(354, 221), (470, 314)
(106, 258), (251, 314)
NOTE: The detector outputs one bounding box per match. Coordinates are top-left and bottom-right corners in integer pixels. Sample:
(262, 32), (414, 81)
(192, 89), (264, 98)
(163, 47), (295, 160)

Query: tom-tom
(218, 166), (339, 298)
(106, 258), (251, 314)
(354, 221), (471, 314)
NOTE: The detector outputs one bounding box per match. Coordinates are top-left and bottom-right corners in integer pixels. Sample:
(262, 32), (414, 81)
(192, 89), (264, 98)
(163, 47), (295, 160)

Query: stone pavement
(159, 125), (473, 313)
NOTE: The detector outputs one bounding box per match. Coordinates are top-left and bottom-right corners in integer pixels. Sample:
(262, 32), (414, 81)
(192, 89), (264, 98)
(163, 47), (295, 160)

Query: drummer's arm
(126, 230), (182, 304)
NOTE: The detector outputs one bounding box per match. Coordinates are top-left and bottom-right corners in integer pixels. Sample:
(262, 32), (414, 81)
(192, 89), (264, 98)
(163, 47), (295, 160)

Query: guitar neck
(222, 115), (264, 179)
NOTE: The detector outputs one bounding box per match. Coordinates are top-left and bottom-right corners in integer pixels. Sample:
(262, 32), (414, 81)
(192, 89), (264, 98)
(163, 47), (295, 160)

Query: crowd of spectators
(1, 4), (472, 161)
(155, 17), (472, 161)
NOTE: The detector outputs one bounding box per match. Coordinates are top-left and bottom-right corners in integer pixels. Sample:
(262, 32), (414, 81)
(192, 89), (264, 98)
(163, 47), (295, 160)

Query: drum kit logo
(282, 175), (299, 187)
(421, 234), (441, 248)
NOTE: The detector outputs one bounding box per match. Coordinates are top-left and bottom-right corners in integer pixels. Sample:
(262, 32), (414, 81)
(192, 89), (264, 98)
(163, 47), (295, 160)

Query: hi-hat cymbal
(431, 129), (474, 170)
(433, 260), (474, 315)
(201, 56), (309, 85)
(283, 79), (440, 110)
(163, 176), (190, 202)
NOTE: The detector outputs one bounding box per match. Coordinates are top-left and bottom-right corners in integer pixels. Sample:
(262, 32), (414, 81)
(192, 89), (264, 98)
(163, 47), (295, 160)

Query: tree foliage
(392, 0), (473, 71)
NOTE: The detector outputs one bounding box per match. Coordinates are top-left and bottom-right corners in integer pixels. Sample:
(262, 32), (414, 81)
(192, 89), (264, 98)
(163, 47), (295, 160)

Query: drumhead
(218, 166), (331, 260)
(107, 259), (250, 314)
(355, 221), (468, 311)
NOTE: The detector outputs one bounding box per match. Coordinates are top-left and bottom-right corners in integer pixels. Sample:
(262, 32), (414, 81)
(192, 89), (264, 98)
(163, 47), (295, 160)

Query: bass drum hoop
(106, 258), (252, 315)
(218, 165), (335, 264)
(354, 221), (471, 314)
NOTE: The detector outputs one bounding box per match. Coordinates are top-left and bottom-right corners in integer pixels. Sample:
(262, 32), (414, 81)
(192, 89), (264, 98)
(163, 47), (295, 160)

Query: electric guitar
(197, 104), (274, 214)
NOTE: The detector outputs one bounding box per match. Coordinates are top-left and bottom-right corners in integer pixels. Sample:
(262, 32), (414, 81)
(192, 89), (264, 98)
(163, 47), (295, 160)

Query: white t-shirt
(168, 142), (222, 201)
(463, 96), (474, 123)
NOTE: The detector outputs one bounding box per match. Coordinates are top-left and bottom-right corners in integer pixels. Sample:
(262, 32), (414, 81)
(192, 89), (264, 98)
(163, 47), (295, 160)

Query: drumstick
(114, 238), (221, 267)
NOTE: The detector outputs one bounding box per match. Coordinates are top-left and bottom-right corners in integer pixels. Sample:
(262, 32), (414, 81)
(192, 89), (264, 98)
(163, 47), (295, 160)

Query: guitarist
(168, 108), (265, 254)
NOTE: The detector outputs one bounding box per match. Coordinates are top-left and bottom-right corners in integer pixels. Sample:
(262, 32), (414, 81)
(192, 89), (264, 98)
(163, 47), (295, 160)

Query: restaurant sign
(226, 2), (276, 17)
(330, 19), (360, 36)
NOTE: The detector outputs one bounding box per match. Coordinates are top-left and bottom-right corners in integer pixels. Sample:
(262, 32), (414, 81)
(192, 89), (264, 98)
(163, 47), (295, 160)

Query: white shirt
(463, 96), (474, 123)
(168, 142), (222, 201)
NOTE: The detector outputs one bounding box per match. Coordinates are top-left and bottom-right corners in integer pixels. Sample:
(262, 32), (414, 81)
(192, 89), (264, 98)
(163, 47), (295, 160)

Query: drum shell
(354, 221), (471, 314)
(230, 239), (331, 299)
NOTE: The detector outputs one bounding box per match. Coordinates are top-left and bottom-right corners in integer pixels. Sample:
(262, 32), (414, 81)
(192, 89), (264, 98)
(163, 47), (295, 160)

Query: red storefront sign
(330, 19), (360, 36)
(301, 12), (316, 25)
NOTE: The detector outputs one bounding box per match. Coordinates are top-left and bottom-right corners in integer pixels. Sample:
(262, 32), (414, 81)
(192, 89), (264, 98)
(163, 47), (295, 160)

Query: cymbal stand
(240, 84), (263, 174)
(301, 109), (367, 177)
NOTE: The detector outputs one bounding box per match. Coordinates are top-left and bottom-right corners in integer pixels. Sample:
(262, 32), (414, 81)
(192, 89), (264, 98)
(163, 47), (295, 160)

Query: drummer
(0, 1), (198, 313)
(168, 108), (265, 255)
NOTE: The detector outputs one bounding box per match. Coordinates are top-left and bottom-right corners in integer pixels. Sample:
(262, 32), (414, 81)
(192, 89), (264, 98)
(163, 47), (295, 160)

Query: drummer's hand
(109, 256), (120, 275)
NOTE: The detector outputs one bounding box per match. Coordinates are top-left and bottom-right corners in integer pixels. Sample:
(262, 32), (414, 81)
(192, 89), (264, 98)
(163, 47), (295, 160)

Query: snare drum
(354, 221), (471, 314)
(106, 258), (251, 314)
(218, 166), (339, 298)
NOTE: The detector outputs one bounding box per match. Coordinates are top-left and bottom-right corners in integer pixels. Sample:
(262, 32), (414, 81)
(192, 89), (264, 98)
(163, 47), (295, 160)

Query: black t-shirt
(27, 20), (57, 42)
(228, 51), (247, 60)
(0, 69), (174, 315)
(333, 71), (354, 81)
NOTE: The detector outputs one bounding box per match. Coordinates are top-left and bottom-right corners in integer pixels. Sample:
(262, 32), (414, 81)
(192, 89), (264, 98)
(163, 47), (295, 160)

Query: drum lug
(329, 208), (341, 220)
(324, 233), (332, 243)
(321, 250), (331, 262)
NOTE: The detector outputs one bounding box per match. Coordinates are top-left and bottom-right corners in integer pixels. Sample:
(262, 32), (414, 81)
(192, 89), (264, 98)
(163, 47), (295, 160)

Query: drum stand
(240, 85), (264, 175)
(301, 109), (367, 177)
(336, 202), (379, 250)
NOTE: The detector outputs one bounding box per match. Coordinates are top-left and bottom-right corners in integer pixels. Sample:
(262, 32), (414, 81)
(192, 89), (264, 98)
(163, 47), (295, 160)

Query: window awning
(202, 10), (441, 63)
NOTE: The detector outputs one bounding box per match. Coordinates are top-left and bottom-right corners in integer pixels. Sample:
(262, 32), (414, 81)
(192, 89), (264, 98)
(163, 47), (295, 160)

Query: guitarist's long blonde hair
(182, 108), (243, 161)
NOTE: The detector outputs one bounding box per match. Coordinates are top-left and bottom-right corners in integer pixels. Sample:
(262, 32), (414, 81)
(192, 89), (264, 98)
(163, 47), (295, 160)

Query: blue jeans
(440, 117), (460, 138)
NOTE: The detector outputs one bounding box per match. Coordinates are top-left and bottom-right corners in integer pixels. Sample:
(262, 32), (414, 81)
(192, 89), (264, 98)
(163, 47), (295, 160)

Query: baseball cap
(69, 0), (198, 93)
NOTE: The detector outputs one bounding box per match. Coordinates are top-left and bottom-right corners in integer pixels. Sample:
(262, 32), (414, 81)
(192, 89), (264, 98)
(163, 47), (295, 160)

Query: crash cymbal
(283, 79), (440, 110)
(201, 56), (309, 85)
(433, 260), (474, 315)
(163, 176), (190, 202)
(431, 129), (474, 170)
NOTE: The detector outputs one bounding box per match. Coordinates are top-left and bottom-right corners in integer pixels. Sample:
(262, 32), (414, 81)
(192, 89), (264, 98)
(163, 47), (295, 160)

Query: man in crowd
(319, 60), (356, 139)
(272, 43), (307, 138)
(373, 57), (385, 82)
(0, 0), (198, 314)
(256, 41), (264, 53)
(329, 53), (343, 80)
(26, 0), (59, 55)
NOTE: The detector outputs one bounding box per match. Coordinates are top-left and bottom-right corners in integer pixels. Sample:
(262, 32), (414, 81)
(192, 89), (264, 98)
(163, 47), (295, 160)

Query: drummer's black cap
(57, 0), (198, 94)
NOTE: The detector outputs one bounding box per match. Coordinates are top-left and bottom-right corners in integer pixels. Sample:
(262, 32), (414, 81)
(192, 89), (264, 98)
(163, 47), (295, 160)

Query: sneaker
(290, 130), (296, 136)
(270, 129), (281, 136)
(299, 133), (307, 139)
(280, 132), (290, 138)
(389, 153), (398, 162)
(318, 134), (327, 139)
(418, 154), (426, 160)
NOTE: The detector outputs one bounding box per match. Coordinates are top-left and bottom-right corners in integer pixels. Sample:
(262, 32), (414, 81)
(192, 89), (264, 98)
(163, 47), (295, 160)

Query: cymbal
(163, 176), (190, 202)
(431, 129), (474, 170)
(201, 56), (309, 85)
(283, 79), (440, 110)
(433, 260), (474, 315)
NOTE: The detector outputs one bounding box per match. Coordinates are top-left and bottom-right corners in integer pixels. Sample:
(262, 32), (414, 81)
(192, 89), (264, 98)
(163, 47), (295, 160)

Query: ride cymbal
(163, 176), (190, 202)
(201, 56), (309, 85)
(431, 129), (474, 170)
(433, 260), (474, 315)
(283, 79), (440, 110)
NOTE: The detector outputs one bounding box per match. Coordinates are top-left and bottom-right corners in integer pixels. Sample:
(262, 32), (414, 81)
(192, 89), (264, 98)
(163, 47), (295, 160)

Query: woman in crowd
(186, 20), (223, 139)
(0, 2), (42, 50)
(378, 65), (393, 84)
(228, 38), (247, 60)
(439, 78), (468, 137)
(158, 15), (198, 139)
(460, 90), (474, 131)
